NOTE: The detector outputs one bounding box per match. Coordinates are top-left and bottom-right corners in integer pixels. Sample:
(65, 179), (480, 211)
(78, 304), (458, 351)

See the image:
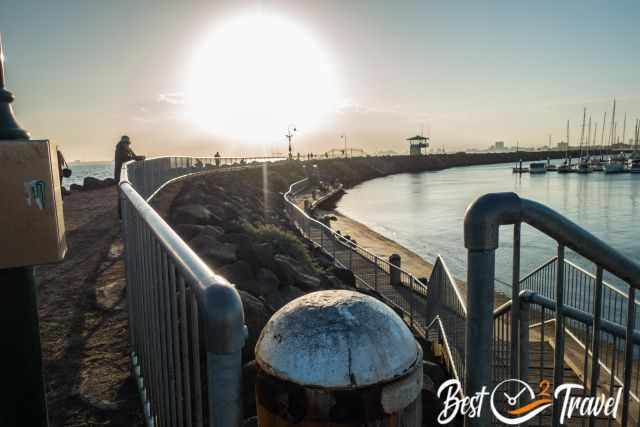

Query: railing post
(389, 254), (401, 287)
(197, 283), (246, 427)
(374, 258), (378, 291)
(518, 298), (530, 397)
(552, 244), (565, 427)
(465, 248), (495, 426)
(511, 223), (521, 385)
(464, 192), (521, 426)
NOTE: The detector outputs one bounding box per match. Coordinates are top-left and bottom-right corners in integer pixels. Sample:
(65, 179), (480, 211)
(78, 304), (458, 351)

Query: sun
(186, 12), (338, 143)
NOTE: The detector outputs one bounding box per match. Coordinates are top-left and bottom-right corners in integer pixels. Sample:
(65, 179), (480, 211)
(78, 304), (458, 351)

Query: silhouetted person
(114, 135), (145, 182)
(215, 151), (221, 167)
(56, 147), (71, 199)
(114, 135), (145, 218)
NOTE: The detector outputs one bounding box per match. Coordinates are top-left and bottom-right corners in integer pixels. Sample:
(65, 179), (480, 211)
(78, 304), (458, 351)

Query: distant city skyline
(1, 0), (639, 161)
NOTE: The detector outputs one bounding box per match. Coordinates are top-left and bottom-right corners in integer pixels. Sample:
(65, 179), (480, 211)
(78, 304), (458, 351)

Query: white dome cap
(255, 290), (422, 388)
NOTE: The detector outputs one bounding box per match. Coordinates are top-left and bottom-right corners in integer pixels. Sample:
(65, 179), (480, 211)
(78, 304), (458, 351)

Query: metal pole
(0, 34), (48, 427)
(465, 249), (495, 427)
(511, 223), (521, 385)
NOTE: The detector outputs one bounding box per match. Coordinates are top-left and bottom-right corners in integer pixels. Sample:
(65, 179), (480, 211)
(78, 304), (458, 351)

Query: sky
(1, 0), (639, 161)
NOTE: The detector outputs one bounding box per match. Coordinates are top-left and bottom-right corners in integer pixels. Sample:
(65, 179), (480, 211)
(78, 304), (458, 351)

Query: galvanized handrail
(283, 177), (467, 385)
(285, 178), (430, 295)
(464, 192), (640, 427)
(119, 156), (282, 426)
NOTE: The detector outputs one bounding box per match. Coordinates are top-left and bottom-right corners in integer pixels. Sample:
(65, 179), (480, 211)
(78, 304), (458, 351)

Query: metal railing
(464, 192), (640, 426)
(120, 156), (283, 427)
(284, 178), (467, 383)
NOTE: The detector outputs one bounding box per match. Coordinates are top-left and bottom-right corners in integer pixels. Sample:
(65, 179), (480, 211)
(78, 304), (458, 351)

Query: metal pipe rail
(464, 192), (640, 427)
(283, 178), (468, 384)
(119, 156), (289, 426)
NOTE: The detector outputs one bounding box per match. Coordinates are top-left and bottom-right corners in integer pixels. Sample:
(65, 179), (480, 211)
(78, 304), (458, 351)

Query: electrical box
(0, 139), (67, 268)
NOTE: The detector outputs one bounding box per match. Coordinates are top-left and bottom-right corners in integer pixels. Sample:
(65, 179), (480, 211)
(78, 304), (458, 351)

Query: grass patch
(243, 223), (316, 271)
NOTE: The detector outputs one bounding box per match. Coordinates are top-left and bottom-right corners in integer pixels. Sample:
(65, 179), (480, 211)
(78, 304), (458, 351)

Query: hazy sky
(1, 1), (639, 161)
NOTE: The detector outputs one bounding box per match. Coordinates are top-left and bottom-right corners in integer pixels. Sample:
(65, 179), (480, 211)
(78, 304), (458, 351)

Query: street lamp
(286, 124), (296, 160)
(340, 134), (347, 158)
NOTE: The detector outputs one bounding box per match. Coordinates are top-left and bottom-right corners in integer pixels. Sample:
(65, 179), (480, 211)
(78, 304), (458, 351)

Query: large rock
(263, 284), (305, 311)
(274, 254), (322, 292)
(172, 204), (220, 226)
(176, 224), (224, 241)
(188, 234), (237, 265)
(70, 183), (83, 192)
(219, 260), (254, 285)
(219, 233), (254, 264)
(331, 266), (356, 288)
(235, 268), (280, 298)
(238, 290), (271, 363)
(253, 242), (275, 270)
(83, 176), (106, 190)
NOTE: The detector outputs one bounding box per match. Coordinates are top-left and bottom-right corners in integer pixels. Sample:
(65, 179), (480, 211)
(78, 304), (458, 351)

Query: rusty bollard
(255, 290), (423, 426)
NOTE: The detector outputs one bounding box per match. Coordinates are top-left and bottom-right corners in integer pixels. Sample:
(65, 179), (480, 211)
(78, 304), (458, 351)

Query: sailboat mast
(600, 112), (607, 158)
(586, 116), (592, 156)
(608, 99), (616, 154)
(566, 119), (570, 164)
(579, 107), (586, 158)
(622, 113), (627, 146)
(593, 122), (598, 158)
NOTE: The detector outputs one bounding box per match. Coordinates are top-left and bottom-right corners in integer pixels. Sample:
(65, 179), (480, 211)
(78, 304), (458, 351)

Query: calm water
(337, 162), (640, 294)
(62, 161), (113, 189)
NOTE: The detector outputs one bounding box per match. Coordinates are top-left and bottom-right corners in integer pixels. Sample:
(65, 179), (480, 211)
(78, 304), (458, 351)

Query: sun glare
(186, 13), (338, 143)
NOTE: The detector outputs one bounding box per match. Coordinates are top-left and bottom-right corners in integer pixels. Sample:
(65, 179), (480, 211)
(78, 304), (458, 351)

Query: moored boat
(529, 162), (546, 174)
(604, 154), (627, 174)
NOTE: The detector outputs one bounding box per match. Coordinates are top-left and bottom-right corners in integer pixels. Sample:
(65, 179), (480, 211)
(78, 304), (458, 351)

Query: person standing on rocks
(114, 135), (145, 218)
(215, 151), (221, 167)
(114, 135), (145, 182)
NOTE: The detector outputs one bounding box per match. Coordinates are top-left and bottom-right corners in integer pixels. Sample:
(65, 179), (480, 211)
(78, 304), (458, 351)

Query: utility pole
(286, 124), (296, 160)
(0, 34), (50, 427)
(340, 134), (347, 158)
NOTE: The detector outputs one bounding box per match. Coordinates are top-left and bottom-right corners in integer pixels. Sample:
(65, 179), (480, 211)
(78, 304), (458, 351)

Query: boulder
(188, 234), (237, 265)
(274, 254), (322, 292)
(103, 177), (115, 186)
(70, 183), (83, 192)
(219, 260), (254, 285)
(263, 285), (305, 312)
(172, 204), (220, 226)
(83, 176), (106, 190)
(175, 224), (224, 242)
(253, 242), (275, 270)
(330, 267), (356, 288)
(219, 233), (254, 263)
(238, 290), (271, 363)
(235, 268), (279, 297)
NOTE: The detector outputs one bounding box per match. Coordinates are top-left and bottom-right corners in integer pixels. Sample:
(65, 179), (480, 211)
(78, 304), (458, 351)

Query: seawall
(307, 149), (571, 188)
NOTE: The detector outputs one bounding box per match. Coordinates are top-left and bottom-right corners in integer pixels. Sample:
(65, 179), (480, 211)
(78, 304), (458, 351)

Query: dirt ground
(37, 186), (143, 426)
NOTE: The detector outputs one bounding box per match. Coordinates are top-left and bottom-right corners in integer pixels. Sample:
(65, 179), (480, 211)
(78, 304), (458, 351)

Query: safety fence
(464, 193), (640, 426)
(120, 156), (283, 427)
(284, 178), (467, 384)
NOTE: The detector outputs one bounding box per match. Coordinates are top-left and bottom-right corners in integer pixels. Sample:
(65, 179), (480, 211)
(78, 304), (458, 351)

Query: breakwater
(307, 149), (570, 188)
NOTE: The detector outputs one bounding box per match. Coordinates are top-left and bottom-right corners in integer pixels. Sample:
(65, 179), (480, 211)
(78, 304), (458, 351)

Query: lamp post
(0, 34), (49, 426)
(286, 124), (296, 160)
(340, 134), (347, 158)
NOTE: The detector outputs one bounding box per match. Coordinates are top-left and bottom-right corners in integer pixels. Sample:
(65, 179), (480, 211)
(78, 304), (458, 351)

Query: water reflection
(338, 161), (640, 294)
